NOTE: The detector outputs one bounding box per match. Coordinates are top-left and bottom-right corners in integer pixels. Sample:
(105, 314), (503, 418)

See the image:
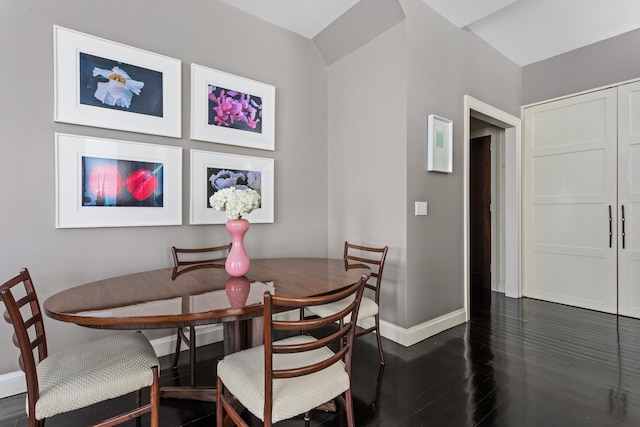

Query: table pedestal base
(159, 320), (253, 403)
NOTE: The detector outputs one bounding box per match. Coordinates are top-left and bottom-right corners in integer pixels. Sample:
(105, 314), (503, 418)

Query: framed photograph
(55, 133), (182, 228)
(191, 63), (275, 151)
(54, 25), (182, 138)
(427, 114), (453, 173)
(190, 150), (274, 224)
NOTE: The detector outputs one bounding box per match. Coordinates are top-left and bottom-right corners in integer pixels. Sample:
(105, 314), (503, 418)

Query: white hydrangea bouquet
(209, 187), (261, 220)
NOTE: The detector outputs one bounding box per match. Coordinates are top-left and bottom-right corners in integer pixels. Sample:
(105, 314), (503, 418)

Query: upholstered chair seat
(1, 268), (160, 427)
(217, 335), (349, 424)
(306, 295), (379, 323)
(216, 275), (368, 427)
(306, 242), (389, 364)
(34, 332), (158, 420)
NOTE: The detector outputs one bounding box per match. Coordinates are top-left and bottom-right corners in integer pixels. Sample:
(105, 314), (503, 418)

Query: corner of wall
(312, 0), (405, 65)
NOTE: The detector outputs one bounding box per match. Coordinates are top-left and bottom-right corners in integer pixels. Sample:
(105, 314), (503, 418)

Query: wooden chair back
(2, 268), (160, 427)
(262, 274), (367, 423)
(343, 241), (389, 304)
(1, 268), (47, 419)
(171, 244), (231, 279)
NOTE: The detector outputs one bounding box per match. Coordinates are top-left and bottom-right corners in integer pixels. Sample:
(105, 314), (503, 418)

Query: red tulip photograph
(82, 156), (164, 207)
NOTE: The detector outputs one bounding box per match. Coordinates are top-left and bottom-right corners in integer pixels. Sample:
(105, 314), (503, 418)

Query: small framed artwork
(427, 114), (453, 173)
(190, 150), (274, 224)
(53, 25), (182, 138)
(55, 133), (182, 228)
(190, 63), (275, 151)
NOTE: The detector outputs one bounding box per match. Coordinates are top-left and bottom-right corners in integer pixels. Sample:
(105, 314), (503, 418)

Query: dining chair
(305, 241), (389, 364)
(170, 244), (231, 376)
(0, 268), (160, 427)
(216, 274), (368, 427)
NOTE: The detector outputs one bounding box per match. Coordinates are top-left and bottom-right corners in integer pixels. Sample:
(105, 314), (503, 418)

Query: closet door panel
(531, 252), (609, 306)
(524, 88), (618, 313)
(532, 204), (611, 249)
(618, 81), (640, 318)
(532, 149), (608, 197)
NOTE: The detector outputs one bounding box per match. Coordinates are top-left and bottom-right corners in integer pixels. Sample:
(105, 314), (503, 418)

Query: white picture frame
(53, 25), (182, 138)
(190, 63), (275, 151)
(190, 150), (274, 224)
(427, 114), (453, 173)
(55, 133), (182, 228)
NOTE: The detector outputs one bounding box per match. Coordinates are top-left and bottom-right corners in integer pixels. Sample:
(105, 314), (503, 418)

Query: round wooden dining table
(43, 258), (370, 402)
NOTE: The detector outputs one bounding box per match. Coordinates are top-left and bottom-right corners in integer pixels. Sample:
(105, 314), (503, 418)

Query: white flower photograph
(80, 52), (161, 114)
(54, 25), (181, 137)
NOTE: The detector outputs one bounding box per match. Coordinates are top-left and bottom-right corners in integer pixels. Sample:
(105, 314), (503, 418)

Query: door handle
(622, 205), (626, 250)
(609, 205), (613, 248)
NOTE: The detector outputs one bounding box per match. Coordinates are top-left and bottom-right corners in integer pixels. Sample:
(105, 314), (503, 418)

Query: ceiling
(222, 0), (640, 66)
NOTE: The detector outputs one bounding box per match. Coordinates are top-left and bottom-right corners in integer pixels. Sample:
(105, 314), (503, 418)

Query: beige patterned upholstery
(33, 332), (158, 419)
(307, 242), (389, 364)
(307, 294), (378, 323)
(216, 275), (367, 426)
(217, 335), (349, 423)
(2, 268), (159, 427)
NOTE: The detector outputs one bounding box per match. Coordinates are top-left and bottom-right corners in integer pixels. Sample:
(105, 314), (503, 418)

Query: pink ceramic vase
(225, 276), (251, 308)
(225, 219), (250, 277)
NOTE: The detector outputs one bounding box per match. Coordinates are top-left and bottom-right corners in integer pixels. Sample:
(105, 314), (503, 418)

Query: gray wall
(327, 22), (408, 326)
(4, 0), (581, 379)
(0, 0), (328, 374)
(523, 27), (640, 105)
(325, 0), (522, 329)
(313, 0), (405, 66)
(403, 0), (521, 326)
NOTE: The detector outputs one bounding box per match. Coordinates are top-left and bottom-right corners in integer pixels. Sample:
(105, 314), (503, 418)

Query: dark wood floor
(2, 291), (640, 426)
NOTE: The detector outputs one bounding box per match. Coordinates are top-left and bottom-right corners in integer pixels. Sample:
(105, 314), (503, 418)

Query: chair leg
(374, 315), (385, 365)
(344, 389), (355, 427)
(135, 389), (142, 427)
(216, 376), (250, 427)
(216, 376), (224, 427)
(189, 327), (197, 386)
(150, 366), (160, 427)
(172, 327), (183, 368)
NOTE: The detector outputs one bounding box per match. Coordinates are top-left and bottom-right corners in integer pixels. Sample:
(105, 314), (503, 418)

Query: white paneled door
(524, 81), (640, 318)
(524, 88), (618, 314)
(618, 81), (640, 318)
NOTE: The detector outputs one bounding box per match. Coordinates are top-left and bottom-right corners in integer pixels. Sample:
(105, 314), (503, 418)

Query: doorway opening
(470, 132), (493, 299)
(463, 96), (522, 321)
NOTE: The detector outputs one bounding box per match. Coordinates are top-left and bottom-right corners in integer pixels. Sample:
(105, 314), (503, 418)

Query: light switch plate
(415, 201), (428, 216)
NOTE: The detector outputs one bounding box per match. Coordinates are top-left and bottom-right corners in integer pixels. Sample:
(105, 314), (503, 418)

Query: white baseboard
(359, 308), (468, 347)
(0, 371), (26, 400)
(0, 309), (467, 399)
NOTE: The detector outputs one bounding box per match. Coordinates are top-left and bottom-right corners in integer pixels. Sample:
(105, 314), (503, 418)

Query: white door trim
(463, 96), (522, 321)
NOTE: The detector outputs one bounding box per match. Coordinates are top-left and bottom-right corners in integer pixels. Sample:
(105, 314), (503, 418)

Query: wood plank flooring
(2, 291), (640, 426)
